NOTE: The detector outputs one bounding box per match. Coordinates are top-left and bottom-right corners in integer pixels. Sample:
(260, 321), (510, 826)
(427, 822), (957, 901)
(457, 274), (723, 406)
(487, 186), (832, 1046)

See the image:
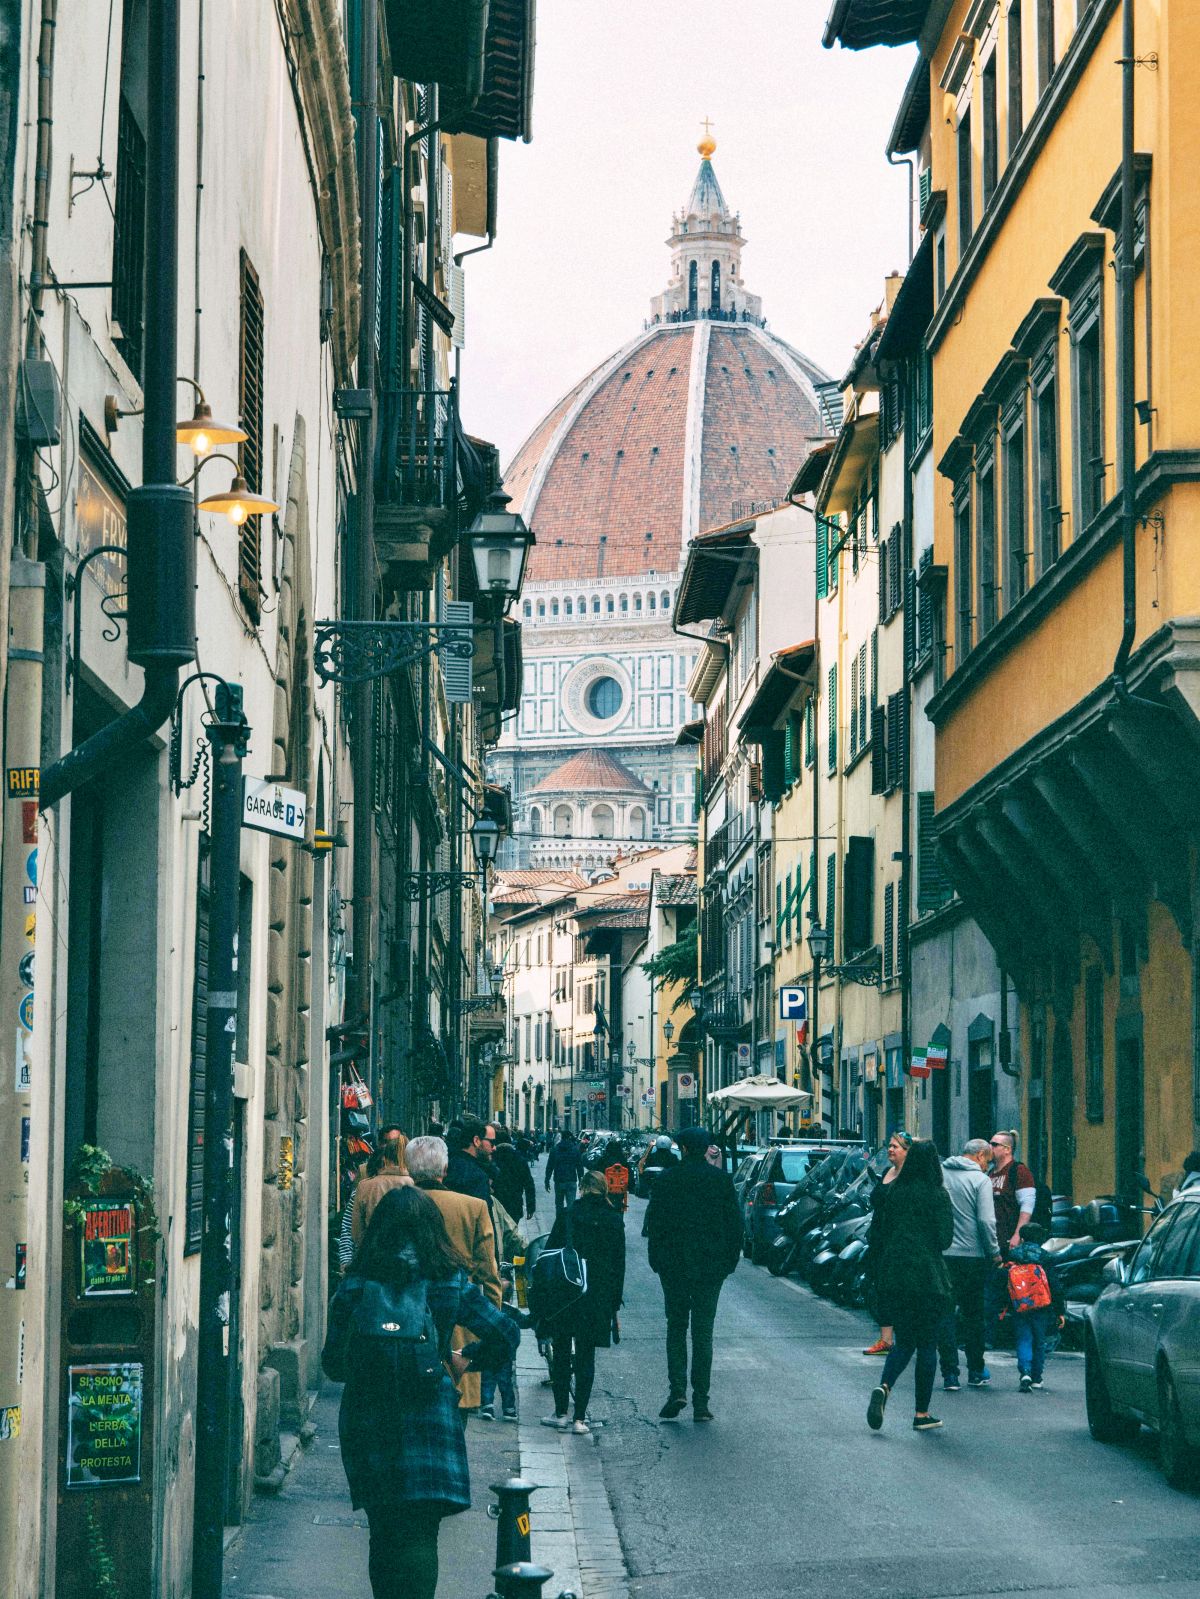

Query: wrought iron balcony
(377, 387), (457, 512)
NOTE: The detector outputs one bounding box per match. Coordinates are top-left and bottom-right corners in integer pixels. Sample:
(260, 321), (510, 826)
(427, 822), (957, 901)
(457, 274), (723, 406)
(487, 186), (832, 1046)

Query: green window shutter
(827, 665), (838, 772)
(783, 717), (798, 787)
(827, 519), (839, 593)
(844, 835), (875, 957)
(871, 628), (878, 711)
(824, 852), (837, 957)
(917, 791), (952, 912)
(804, 699), (815, 768)
(762, 728), (786, 802)
(816, 516), (829, 600)
(784, 869), (793, 946)
(883, 881), (895, 979)
(776, 881), (784, 944)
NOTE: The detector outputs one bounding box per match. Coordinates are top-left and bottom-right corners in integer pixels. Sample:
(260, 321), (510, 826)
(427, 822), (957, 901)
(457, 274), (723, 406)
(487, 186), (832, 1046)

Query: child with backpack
(1004, 1221), (1063, 1392)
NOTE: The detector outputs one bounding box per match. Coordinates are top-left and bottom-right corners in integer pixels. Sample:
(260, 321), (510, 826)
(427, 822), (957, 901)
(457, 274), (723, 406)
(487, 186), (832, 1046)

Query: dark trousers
(937, 1256), (989, 1380)
(661, 1276), (723, 1404)
(876, 1298), (947, 1413)
(365, 1500), (443, 1599)
(550, 1332), (597, 1420)
(553, 1182), (577, 1216)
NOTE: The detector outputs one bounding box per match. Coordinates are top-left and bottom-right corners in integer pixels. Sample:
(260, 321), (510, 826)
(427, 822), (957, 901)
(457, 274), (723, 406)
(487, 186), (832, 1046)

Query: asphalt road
(578, 1191), (1200, 1599)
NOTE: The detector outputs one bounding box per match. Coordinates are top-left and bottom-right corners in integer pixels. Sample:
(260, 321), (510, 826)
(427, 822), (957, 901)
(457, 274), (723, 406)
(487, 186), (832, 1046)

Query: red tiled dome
(505, 321), (831, 584)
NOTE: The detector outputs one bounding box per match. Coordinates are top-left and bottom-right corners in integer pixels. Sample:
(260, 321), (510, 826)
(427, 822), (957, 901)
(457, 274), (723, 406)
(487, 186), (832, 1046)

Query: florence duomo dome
(491, 135), (835, 873)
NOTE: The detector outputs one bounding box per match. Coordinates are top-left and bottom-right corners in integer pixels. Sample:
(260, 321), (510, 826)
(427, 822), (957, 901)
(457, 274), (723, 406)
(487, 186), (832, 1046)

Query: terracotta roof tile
(528, 750), (654, 796)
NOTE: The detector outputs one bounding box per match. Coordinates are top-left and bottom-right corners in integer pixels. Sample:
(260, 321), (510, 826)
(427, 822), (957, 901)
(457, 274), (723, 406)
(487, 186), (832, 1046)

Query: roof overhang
(688, 642), (726, 705)
(674, 524), (755, 627)
(737, 642), (817, 737)
(823, 0), (952, 52)
(888, 54), (931, 154)
(676, 719), (704, 747)
(875, 231), (934, 363)
(816, 414), (880, 516)
(439, 0), (536, 143)
(789, 440), (835, 497)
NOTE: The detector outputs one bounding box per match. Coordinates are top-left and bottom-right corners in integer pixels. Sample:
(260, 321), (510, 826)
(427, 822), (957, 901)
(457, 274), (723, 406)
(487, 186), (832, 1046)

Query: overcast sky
(456, 2), (917, 468)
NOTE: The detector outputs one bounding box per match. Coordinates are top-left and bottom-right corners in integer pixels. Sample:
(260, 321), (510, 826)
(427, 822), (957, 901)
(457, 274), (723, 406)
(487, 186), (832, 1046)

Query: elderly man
(938, 1138), (1001, 1391)
(406, 1135), (502, 1413)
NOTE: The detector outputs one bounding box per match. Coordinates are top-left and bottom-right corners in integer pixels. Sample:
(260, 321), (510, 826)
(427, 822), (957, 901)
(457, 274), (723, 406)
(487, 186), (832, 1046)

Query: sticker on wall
(14, 1030), (30, 1093)
(17, 992), (33, 1033)
(0, 1405), (19, 1443)
(278, 1135), (294, 1190)
(23, 913), (34, 944)
(20, 1117), (29, 1163)
(14, 1243), (25, 1289)
(25, 848), (36, 887)
(65, 1364), (142, 1487)
(21, 801), (36, 844)
(18, 950), (33, 988)
(6, 767), (38, 797)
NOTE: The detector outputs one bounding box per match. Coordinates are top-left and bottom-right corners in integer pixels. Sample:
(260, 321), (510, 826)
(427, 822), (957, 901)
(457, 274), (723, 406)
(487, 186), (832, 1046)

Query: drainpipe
(886, 149), (916, 267)
(351, 0), (378, 1088)
(1111, 0), (1137, 694)
(899, 405), (914, 1125)
(40, 0), (194, 812)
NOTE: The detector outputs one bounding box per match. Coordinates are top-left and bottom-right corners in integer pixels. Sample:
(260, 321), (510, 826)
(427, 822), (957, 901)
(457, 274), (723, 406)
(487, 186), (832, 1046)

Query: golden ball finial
(698, 117), (716, 160)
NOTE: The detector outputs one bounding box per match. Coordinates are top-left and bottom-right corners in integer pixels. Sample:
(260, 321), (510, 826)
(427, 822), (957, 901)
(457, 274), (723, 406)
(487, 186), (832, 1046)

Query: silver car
(1085, 1190), (1200, 1487)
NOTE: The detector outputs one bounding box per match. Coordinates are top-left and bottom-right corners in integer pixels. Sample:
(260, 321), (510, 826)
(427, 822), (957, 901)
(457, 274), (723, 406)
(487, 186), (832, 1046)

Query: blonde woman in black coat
(541, 1172), (625, 1434)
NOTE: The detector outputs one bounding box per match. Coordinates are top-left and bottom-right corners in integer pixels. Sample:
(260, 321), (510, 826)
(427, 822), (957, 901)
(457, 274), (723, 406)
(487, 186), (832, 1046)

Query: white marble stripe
(680, 320), (711, 545)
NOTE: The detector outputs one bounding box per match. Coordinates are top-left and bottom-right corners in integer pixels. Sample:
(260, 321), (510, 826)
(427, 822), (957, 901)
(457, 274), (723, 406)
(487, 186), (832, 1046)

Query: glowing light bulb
(190, 430), (211, 457)
(229, 503), (248, 525)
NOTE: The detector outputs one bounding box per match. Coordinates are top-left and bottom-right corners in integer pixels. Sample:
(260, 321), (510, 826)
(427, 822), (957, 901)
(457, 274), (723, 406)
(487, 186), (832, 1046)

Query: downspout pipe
(886, 148), (916, 267)
(40, 0), (194, 813)
(1111, 0), (1137, 693)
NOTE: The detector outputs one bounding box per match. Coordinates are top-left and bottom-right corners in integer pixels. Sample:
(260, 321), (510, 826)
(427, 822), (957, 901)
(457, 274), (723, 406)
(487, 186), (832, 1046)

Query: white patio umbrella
(707, 1074), (811, 1112)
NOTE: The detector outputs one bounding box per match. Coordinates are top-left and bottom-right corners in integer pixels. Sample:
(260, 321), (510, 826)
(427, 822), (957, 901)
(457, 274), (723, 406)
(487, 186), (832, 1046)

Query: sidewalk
(223, 1384), (519, 1598)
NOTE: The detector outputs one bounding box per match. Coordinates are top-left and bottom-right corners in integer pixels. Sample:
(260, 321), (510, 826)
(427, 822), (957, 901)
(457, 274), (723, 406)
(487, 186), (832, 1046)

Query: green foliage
(86, 1500), (123, 1599)
(63, 1144), (159, 1255)
(642, 930), (698, 1009)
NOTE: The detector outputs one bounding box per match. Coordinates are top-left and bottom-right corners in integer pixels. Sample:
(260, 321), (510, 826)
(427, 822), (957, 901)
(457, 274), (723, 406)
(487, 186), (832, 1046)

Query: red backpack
(604, 1163), (629, 1198)
(1006, 1260), (1051, 1313)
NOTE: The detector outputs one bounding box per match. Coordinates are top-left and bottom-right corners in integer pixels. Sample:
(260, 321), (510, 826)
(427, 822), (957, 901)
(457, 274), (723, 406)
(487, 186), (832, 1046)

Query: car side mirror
(1102, 1256), (1128, 1287)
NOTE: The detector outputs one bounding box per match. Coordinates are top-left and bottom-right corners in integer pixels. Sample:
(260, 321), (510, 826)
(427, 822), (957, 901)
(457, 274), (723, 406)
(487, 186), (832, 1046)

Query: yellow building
(825, 0), (1200, 1202)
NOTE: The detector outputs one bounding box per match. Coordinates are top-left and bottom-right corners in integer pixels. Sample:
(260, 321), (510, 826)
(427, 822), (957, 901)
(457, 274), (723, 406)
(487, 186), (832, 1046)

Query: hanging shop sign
(242, 777), (307, 841)
(80, 1199), (137, 1297)
(909, 1047), (930, 1078)
(65, 1363), (143, 1488)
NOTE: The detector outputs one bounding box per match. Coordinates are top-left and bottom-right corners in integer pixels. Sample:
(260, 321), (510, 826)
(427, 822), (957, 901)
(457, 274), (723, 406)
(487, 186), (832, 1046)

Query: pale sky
(457, 1), (918, 468)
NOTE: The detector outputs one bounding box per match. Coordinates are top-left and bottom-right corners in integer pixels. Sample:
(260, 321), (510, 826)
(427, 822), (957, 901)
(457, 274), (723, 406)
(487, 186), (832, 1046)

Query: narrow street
(225, 1187), (1200, 1599)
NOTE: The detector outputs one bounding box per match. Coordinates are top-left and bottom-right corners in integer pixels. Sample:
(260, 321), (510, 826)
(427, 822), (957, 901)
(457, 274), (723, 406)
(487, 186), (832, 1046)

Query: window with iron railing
(238, 250), (265, 623)
(112, 94), (147, 381)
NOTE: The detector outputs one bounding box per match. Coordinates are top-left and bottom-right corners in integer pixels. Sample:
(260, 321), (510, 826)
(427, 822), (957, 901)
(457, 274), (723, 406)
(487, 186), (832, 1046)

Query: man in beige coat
(406, 1135), (502, 1411)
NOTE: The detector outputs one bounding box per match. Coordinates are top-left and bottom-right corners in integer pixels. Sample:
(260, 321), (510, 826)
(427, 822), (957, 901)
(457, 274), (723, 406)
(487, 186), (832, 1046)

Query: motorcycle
(767, 1150), (856, 1277)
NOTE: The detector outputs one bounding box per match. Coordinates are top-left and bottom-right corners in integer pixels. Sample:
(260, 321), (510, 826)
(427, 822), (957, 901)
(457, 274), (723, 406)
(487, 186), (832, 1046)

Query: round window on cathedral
(586, 676), (623, 720)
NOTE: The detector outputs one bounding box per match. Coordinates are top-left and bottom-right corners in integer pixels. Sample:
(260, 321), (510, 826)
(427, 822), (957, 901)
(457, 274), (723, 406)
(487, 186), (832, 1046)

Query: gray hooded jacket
(942, 1157), (999, 1259)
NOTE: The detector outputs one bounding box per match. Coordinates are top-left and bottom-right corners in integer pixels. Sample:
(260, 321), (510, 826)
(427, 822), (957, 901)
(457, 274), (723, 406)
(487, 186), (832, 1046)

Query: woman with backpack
(865, 1139), (954, 1433)
(541, 1171), (626, 1434)
(323, 1186), (519, 1599)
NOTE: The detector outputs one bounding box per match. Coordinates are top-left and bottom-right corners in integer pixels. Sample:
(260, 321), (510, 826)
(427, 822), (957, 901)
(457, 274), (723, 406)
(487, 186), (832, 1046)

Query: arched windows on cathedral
(537, 601), (546, 618)
(529, 807), (542, 835)
(591, 804), (614, 839)
(648, 592), (657, 611)
(592, 596), (600, 615)
(634, 593), (642, 613)
(523, 601), (532, 618)
(661, 590), (670, 610)
(688, 259), (697, 316)
(619, 594), (629, 614)
(564, 598), (572, 616)
(551, 599), (559, 617)
(553, 805), (572, 837)
(606, 596), (615, 614)
(629, 807), (646, 841)
(711, 259), (721, 313)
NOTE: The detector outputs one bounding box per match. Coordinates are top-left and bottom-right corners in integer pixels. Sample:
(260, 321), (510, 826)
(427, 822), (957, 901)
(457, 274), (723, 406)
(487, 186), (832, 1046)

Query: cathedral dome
(505, 143), (834, 585)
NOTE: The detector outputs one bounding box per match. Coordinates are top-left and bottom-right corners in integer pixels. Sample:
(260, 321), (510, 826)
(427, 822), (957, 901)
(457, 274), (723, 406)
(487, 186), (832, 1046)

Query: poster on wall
(65, 1363), (143, 1488)
(79, 1199), (136, 1297)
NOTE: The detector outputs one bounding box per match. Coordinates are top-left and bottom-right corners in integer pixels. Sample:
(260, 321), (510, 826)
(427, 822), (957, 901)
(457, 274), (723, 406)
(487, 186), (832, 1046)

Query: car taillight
(761, 1182), (777, 1206)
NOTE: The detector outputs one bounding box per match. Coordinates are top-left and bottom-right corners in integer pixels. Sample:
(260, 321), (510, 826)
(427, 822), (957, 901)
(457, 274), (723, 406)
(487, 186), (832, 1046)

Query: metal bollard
(488, 1476), (539, 1568)
(490, 1561), (577, 1599)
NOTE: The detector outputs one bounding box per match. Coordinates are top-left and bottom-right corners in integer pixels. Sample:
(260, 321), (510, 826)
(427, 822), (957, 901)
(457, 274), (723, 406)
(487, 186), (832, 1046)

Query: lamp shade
(470, 815), (500, 865)
(467, 488), (535, 602)
(177, 400), (246, 457)
(806, 919), (830, 965)
(662, 1018), (675, 1041)
(199, 472), (280, 525)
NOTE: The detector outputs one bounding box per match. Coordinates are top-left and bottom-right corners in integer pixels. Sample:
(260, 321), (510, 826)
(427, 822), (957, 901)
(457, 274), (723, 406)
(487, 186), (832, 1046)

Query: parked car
(744, 1141), (862, 1265)
(1085, 1190), (1200, 1487)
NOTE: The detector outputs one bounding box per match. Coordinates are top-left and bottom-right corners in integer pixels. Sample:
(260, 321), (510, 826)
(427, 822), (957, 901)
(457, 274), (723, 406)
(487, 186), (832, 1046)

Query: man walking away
(492, 1126), (537, 1222)
(545, 1130), (586, 1216)
(445, 1117), (496, 1205)
(939, 1139), (1000, 1391)
(645, 1124), (742, 1423)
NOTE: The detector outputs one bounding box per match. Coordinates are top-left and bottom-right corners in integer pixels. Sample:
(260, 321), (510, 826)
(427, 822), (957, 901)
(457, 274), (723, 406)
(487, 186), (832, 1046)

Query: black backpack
(528, 1245), (587, 1329)
(323, 1276), (445, 1402)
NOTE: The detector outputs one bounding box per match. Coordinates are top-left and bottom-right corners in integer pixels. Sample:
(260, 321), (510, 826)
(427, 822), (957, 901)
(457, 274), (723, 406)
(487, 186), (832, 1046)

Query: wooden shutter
(238, 250), (265, 624)
(886, 689), (905, 791)
(917, 791), (952, 912)
(844, 835), (875, 957)
(762, 728), (786, 802)
(890, 531), (904, 614)
(904, 568), (917, 670)
(849, 653), (859, 755)
(857, 644), (868, 749)
(816, 515), (829, 600)
(871, 628), (879, 710)
(827, 665), (838, 771)
(824, 852), (837, 955)
(782, 717), (798, 787)
(871, 705), (888, 794)
(784, 869), (793, 946)
(878, 537), (889, 622)
(185, 843), (212, 1256)
(883, 882), (895, 979)
(804, 700), (815, 768)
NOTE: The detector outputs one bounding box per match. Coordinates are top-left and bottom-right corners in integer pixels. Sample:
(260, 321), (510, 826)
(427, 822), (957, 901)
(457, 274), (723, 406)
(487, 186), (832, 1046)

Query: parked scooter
(767, 1150), (857, 1277)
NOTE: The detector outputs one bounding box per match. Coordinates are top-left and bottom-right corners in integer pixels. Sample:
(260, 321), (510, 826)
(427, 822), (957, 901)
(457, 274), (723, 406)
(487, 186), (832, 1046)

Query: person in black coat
(865, 1139), (954, 1434)
(644, 1124), (741, 1422)
(491, 1126), (537, 1220)
(444, 1116), (494, 1205)
(541, 1172), (625, 1434)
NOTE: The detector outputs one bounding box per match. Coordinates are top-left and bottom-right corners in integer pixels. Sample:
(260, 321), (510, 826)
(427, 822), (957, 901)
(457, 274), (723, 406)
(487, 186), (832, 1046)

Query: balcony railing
(377, 388), (457, 512)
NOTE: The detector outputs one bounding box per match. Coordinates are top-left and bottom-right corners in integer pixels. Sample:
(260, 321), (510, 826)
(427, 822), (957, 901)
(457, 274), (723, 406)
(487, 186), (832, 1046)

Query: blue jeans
(481, 1359), (516, 1413)
(880, 1307), (939, 1414)
(1013, 1309), (1052, 1380)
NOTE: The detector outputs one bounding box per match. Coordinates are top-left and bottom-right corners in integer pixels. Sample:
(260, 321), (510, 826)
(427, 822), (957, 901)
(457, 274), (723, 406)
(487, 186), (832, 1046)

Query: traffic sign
(676, 1071), (697, 1100)
(779, 985), (808, 1022)
(242, 777), (307, 841)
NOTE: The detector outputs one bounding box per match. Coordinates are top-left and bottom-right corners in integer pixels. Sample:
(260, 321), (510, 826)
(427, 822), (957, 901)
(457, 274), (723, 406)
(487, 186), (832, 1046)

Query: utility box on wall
(56, 1164), (157, 1598)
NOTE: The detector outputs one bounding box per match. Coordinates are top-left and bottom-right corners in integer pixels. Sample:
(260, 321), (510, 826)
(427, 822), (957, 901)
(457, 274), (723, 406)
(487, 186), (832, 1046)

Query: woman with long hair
(863, 1130), (912, 1355)
(323, 1186), (519, 1599)
(865, 1139), (953, 1433)
(541, 1171), (625, 1434)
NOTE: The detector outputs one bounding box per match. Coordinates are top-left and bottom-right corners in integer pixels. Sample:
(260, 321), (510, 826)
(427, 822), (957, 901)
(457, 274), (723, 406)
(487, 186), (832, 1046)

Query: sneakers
(502, 1408), (519, 1422)
(913, 1415), (944, 1431)
(1029, 1379), (1044, 1392)
(967, 1369), (991, 1388)
(863, 1338), (893, 1356)
(1019, 1374), (1033, 1393)
(867, 1385), (889, 1431)
(540, 1414), (570, 1430)
(943, 1376), (961, 1392)
(571, 1419), (590, 1435)
(477, 1405), (495, 1422)
(659, 1395), (687, 1420)
(693, 1405), (714, 1423)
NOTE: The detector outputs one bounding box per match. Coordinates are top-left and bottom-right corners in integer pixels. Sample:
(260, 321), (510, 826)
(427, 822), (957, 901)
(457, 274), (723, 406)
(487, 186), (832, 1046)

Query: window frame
(974, 423), (999, 638)
(953, 473), (974, 662)
(957, 105), (974, 256)
(1000, 382), (1029, 613)
(1007, 0), (1024, 156)
(1030, 334), (1061, 578)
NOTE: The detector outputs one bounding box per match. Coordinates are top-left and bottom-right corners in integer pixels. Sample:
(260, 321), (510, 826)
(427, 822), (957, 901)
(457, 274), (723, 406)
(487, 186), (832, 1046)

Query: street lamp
(467, 488), (535, 608)
(626, 1038), (636, 1061)
(662, 1018), (675, 1045)
(806, 919), (830, 966)
(191, 452), (281, 524)
(470, 814), (500, 870)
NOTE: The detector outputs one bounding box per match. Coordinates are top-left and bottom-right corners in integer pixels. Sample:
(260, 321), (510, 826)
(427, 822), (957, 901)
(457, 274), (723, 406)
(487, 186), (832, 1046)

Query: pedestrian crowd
(864, 1128), (1063, 1434)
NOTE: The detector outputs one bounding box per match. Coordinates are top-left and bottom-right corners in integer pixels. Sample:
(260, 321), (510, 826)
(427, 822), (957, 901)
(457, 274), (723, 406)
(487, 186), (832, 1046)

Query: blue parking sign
(779, 986), (807, 1022)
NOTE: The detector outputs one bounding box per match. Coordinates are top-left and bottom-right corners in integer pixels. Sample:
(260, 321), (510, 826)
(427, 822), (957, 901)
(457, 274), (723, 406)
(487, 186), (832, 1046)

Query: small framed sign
(66, 1363), (143, 1488)
(80, 1199), (136, 1297)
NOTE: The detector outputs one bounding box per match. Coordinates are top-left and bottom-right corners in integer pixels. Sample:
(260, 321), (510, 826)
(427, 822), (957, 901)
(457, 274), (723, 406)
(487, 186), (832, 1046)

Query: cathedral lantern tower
(492, 138), (834, 873)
